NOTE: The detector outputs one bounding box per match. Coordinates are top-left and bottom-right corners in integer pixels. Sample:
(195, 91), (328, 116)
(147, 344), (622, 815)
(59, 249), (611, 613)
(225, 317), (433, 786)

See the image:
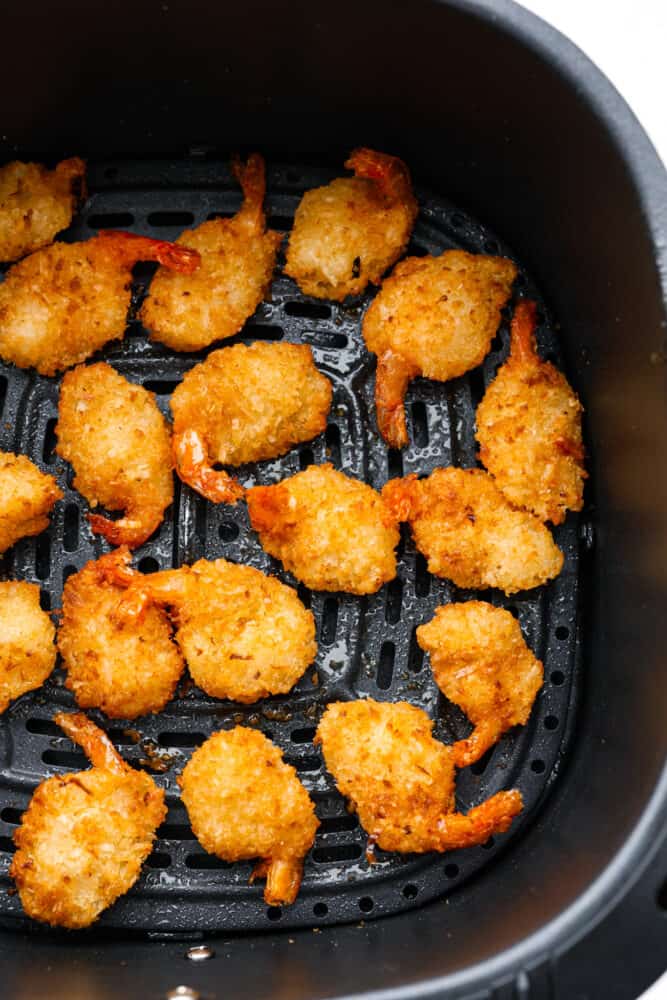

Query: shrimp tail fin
(173, 429), (244, 505)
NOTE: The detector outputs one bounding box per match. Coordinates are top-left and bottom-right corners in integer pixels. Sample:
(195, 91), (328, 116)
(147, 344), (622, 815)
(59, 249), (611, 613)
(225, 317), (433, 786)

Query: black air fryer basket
(1, 1), (666, 998)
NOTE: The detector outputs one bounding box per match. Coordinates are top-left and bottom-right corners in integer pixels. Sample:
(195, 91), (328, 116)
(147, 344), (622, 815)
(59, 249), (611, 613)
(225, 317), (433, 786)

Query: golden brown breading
(0, 582), (56, 713)
(141, 154), (281, 352)
(0, 231), (199, 376)
(0, 158), (86, 263)
(246, 463), (400, 594)
(315, 700), (522, 854)
(0, 452), (62, 554)
(382, 468), (563, 595)
(417, 601), (544, 767)
(56, 362), (174, 548)
(476, 300), (586, 524)
(285, 148), (417, 301)
(10, 712), (166, 929)
(57, 549), (184, 719)
(179, 727), (319, 905)
(362, 250), (517, 447)
(109, 557), (316, 704)
(171, 342), (333, 503)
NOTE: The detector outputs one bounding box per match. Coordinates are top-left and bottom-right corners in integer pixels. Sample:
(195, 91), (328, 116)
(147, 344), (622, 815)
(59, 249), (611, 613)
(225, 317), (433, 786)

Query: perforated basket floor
(0, 160), (584, 935)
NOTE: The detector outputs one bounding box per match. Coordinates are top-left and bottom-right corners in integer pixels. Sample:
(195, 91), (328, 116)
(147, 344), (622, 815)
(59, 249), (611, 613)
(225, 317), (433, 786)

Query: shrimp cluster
(0, 157), (86, 263)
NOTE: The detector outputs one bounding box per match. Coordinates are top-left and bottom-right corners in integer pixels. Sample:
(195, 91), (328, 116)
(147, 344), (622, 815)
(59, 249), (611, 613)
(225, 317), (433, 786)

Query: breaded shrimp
(171, 342), (332, 503)
(0, 231), (199, 376)
(417, 601), (544, 767)
(57, 550), (184, 719)
(476, 300), (586, 524)
(0, 452), (62, 554)
(0, 157), (86, 263)
(141, 154), (282, 351)
(285, 147), (417, 301)
(315, 700), (522, 854)
(246, 464), (400, 594)
(362, 250), (517, 447)
(56, 362), (174, 548)
(10, 712), (166, 928)
(108, 557), (316, 704)
(179, 727), (319, 905)
(382, 468), (563, 595)
(0, 582), (56, 713)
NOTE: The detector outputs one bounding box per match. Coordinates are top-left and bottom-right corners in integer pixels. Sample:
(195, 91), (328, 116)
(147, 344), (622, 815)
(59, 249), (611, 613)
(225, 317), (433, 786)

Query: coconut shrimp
(108, 557), (316, 704)
(171, 342), (332, 503)
(0, 231), (199, 376)
(0, 157), (86, 263)
(382, 468), (563, 595)
(362, 250), (517, 447)
(246, 463), (400, 594)
(56, 362), (173, 548)
(0, 582), (56, 714)
(285, 147), (417, 301)
(10, 712), (166, 929)
(476, 299), (586, 524)
(141, 154), (282, 351)
(417, 601), (544, 767)
(0, 452), (62, 554)
(180, 727), (319, 906)
(315, 700), (523, 854)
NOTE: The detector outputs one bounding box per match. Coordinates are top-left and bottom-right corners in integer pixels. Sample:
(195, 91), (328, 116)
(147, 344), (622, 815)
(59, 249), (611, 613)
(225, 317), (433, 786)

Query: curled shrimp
(344, 147), (415, 206)
(54, 711), (128, 774)
(94, 229), (200, 272)
(172, 429), (245, 506)
(432, 790), (523, 851)
(375, 350), (419, 450)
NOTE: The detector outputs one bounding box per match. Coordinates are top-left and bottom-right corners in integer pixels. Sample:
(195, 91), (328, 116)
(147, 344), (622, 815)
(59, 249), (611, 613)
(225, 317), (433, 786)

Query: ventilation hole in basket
(468, 367), (487, 406)
(0, 807), (22, 824)
(62, 564), (77, 586)
(312, 843), (362, 864)
(284, 301), (331, 320)
(146, 852), (172, 869)
(42, 418), (57, 465)
(104, 166), (119, 180)
(131, 261), (159, 285)
(0, 376), (7, 420)
(482, 836), (495, 850)
(63, 503), (80, 552)
(506, 604), (520, 619)
(219, 521), (239, 542)
(39, 589), (51, 611)
(656, 876), (667, 911)
(146, 211), (195, 227)
(306, 330), (348, 349)
(387, 449), (403, 479)
(415, 553), (431, 598)
(106, 728), (142, 745)
(544, 715), (559, 731)
(385, 579), (403, 625)
(143, 378), (181, 395)
(26, 718), (60, 736)
(284, 755), (320, 773)
(138, 556), (160, 574)
(313, 902), (328, 918)
(243, 323), (284, 341)
(299, 448), (314, 470)
(411, 401), (429, 448)
(185, 854), (232, 870)
(42, 750), (87, 769)
(551, 670), (565, 686)
(377, 641), (395, 690)
(266, 906), (282, 921)
(490, 330), (504, 353)
(359, 897), (374, 913)
(320, 598), (338, 646)
(444, 864), (459, 878)
(470, 746), (495, 776)
(195, 498), (207, 540)
(408, 627), (424, 673)
(207, 211), (234, 221)
(159, 823), (196, 840)
(87, 212), (135, 229)
(555, 626), (570, 640)
(402, 884), (418, 899)
(0, 837), (15, 854)
(291, 727), (316, 744)
(406, 242), (428, 258)
(296, 583), (311, 609)
(267, 216), (293, 231)
(325, 424), (342, 466)
(319, 815), (358, 834)
(157, 732), (205, 748)
(531, 759), (546, 774)
(34, 535), (51, 580)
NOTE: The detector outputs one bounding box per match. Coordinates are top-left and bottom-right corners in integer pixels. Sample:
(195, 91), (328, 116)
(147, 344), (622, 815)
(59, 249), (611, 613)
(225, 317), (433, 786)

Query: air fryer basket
(0, 0), (666, 998)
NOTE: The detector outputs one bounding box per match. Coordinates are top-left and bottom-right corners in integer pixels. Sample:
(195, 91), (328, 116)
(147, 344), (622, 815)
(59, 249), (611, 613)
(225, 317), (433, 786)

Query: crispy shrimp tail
(433, 789), (523, 851)
(250, 856), (304, 907)
(232, 153), (268, 233)
(375, 350), (419, 448)
(56, 157), (87, 204)
(173, 429), (245, 505)
(111, 567), (190, 625)
(88, 507), (164, 549)
(345, 147), (415, 206)
(54, 712), (128, 774)
(246, 482), (292, 537)
(381, 474), (419, 523)
(452, 720), (504, 769)
(95, 230), (201, 273)
(94, 546), (140, 588)
(510, 299), (539, 364)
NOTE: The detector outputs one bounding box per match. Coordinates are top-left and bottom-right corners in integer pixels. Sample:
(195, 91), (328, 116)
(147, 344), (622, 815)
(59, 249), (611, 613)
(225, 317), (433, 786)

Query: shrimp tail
(54, 712), (128, 774)
(510, 299), (539, 364)
(231, 153), (267, 232)
(94, 231), (201, 274)
(56, 157), (87, 205)
(452, 721), (502, 769)
(94, 546), (140, 589)
(173, 429), (244, 505)
(381, 474), (419, 523)
(375, 350), (418, 449)
(433, 790), (523, 851)
(88, 508), (163, 549)
(251, 856), (303, 906)
(246, 483), (293, 537)
(345, 148), (415, 206)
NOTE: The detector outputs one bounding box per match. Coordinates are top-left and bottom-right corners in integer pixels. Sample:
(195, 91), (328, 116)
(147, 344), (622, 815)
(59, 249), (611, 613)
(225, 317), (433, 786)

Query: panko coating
(56, 362), (174, 548)
(10, 712), (166, 929)
(285, 147), (417, 301)
(109, 557), (316, 704)
(362, 250), (517, 447)
(0, 452), (62, 554)
(476, 299), (586, 524)
(315, 700), (523, 854)
(246, 463), (400, 594)
(171, 342), (333, 503)
(141, 154), (282, 351)
(179, 727), (319, 905)
(417, 601), (544, 767)
(58, 549), (184, 719)
(0, 582), (56, 713)
(0, 231), (200, 376)
(0, 157), (86, 263)
(382, 468), (563, 595)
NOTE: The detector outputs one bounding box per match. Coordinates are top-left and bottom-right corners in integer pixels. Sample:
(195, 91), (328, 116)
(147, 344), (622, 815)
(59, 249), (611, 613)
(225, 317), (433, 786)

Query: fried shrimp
(10, 712), (166, 928)
(246, 464), (400, 594)
(0, 231), (199, 376)
(0, 157), (86, 263)
(362, 251), (517, 447)
(179, 727), (319, 905)
(56, 362), (173, 548)
(141, 154), (281, 351)
(57, 550), (184, 719)
(476, 300), (586, 524)
(0, 452), (62, 554)
(417, 601), (544, 767)
(285, 147), (417, 301)
(315, 700), (523, 854)
(109, 557), (316, 703)
(0, 582), (56, 713)
(382, 468), (563, 595)
(171, 342), (332, 503)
